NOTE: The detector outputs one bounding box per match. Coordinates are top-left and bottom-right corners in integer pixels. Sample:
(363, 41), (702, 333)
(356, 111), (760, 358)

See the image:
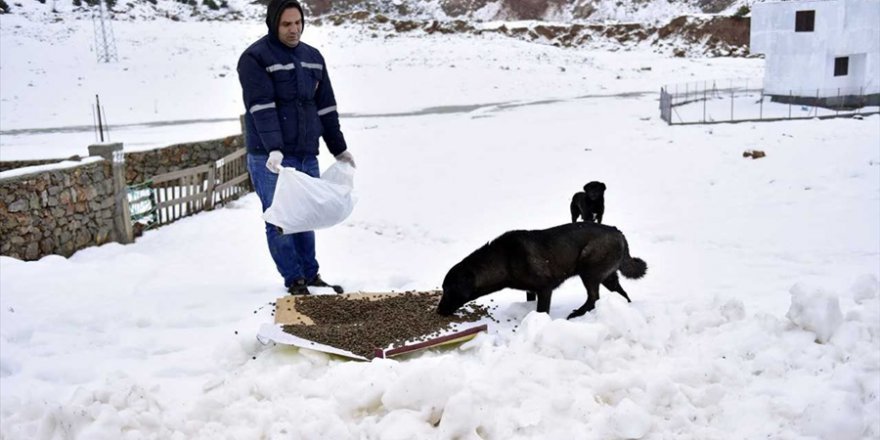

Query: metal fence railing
(127, 180), (159, 231)
(659, 79), (880, 125)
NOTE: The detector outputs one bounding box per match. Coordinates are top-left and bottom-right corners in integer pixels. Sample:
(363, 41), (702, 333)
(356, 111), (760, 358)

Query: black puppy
(437, 222), (647, 319)
(570, 181), (606, 224)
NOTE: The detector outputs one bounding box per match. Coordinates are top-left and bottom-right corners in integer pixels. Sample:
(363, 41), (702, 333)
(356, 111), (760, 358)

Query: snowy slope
(1, 8), (879, 440)
(0, 15), (758, 155)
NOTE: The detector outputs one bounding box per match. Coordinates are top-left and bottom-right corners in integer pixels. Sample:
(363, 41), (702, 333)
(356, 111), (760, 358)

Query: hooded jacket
(237, 0), (347, 157)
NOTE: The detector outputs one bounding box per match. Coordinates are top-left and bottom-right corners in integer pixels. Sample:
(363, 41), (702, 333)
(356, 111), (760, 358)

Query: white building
(750, 0), (880, 104)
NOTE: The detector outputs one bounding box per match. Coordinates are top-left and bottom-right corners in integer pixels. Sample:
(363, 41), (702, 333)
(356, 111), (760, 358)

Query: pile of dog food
(281, 290), (488, 359)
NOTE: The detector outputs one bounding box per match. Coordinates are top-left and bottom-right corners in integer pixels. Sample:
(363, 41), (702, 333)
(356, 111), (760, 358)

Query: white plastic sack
(262, 162), (356, 234)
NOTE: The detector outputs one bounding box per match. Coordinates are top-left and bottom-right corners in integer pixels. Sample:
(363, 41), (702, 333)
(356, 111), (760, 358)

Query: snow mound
(786, 283), (843, 343)
(610, 398), (653, 439)
(851, 274), (879, 303)
(800, 393), (866, 440)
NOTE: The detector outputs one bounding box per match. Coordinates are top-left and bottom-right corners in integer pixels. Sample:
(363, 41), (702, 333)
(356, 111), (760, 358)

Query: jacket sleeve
(315, 56), (348, 157)
(237, 51), (283, 153)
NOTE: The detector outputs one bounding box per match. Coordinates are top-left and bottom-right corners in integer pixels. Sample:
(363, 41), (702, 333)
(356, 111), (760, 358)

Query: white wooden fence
(129, 148), (251, 228)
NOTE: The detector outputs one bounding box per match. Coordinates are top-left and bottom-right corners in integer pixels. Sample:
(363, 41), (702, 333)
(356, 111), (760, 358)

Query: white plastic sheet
(262, 162), (356, 234)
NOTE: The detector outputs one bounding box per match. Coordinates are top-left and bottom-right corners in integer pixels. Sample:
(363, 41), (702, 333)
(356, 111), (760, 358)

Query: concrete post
(88, 142), (133, 244)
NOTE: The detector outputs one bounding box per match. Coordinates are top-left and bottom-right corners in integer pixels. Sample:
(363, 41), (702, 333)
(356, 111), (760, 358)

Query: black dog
(570, 181), (606, 224)
(437, 222), (647, 319)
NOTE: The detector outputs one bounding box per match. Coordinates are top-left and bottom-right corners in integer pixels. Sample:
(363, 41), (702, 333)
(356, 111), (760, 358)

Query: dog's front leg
(526, 291), (536, 301)
(535, 290), (552, 314)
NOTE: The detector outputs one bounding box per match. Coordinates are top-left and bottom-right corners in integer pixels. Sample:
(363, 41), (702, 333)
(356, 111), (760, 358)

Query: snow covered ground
(2, 14), (880, 440)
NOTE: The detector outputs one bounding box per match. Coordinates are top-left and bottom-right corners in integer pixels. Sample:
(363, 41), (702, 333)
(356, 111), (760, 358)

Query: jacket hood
(266, 0), (304, 40)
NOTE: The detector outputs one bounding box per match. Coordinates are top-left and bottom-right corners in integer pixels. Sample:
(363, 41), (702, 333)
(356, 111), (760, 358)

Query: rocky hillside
(2, 0), (749, 22)
(303, 0), (746, 22)
(313, 12), (750, 57)
(0, 0), (753, 56)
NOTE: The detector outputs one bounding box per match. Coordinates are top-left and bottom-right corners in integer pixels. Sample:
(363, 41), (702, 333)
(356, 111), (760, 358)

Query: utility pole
(92, 0), (118, 63)
(93, 94), (111, 142)
(96, 95), (105, 142)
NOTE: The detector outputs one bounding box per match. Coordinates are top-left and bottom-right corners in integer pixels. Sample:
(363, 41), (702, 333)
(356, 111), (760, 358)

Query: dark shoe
(308, 274), (344, 294)
(287, 279), (311, 296)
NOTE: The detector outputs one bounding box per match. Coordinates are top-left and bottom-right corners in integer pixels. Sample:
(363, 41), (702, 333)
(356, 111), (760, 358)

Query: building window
(834, 57), (849, 76)
(795, 10), (815, 32)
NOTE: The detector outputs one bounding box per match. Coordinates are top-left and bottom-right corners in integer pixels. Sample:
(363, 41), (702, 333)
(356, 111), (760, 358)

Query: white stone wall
(751, 0), (880, 97)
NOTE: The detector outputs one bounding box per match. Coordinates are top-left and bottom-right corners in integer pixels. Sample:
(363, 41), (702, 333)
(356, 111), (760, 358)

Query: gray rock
(8, 199), (27, 212)
(40, 237), (54, 254)
(25, 242), (39, 260)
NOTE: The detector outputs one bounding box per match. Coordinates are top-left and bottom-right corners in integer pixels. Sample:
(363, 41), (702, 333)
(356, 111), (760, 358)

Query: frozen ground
(1, 14), (880, 440)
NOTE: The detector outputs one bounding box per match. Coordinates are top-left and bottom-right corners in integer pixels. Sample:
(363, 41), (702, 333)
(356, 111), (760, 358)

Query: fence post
(858, 86), (864, 116)
(703, 85), (707, 123)
(666, 88), (671, 124)
(88, 142), (133, 245)
(658, 87), (662, 112)
(206, 164), (216, 210)
(659, 87), (666, 124)
(730, 80), (734, 121)
(760, 90), (764, 120)
(660, 88), (671, 124)
(663, 88), (668, 124)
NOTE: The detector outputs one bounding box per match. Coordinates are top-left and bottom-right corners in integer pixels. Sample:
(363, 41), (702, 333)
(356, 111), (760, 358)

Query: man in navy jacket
(238, 0), (354, 295)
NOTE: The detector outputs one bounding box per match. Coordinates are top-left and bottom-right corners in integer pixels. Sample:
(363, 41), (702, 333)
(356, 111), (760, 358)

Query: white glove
(266, 150), (283, 173)
(335, 150), (356, 168)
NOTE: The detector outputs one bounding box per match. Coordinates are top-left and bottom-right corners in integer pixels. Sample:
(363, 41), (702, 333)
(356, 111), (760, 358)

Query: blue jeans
(247, 153), (320, 287)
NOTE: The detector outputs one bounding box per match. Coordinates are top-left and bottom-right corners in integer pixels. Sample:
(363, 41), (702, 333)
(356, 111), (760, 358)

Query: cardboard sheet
(258, 292), (487, 360)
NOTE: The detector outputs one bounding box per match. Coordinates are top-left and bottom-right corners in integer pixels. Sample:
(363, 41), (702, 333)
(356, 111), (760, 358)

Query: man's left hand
(335, 151), (356, 168)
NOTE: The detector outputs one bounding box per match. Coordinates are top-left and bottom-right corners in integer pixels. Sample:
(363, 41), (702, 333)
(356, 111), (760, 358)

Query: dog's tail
(619, 235), (647, 279)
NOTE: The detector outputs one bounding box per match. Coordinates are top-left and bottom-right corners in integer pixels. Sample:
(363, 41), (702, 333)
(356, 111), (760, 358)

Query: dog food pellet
(282, 291), (487, 359)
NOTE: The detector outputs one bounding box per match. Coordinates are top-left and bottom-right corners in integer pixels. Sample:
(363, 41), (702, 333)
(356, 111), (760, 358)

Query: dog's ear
(598, 182), (606, 192)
